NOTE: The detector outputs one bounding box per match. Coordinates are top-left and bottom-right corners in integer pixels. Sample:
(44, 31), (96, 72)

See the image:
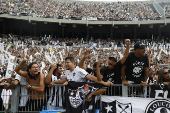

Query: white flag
(118, 52), (123, 59)
(32, 41), (34, 47)
(157, 49), (162, 61)
(24, 48), (28, 55)
(45, 52), (52, 64)
(0, 43), (4, 52)
(30, 55), (32, 62)
(114, 45), (117, 50)
(41, 62), (46, 73)
(22, 42), (24, 49)
(6, 45), (11, 51)
(59, 52), (63, 62)
(5, 55), (15, 78)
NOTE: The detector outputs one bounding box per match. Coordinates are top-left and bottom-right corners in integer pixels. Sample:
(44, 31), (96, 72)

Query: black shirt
(100, 61), (123, 84)
(86, 68), (96, 83)
(150, 84), (170, 98)
(124, 52), (149, 83)
(86, 68), (95, 76)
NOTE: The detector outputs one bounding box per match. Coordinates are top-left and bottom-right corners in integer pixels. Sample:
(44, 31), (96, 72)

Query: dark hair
(157, 68), (165, 84)
(65, 56), (75, 63)
(93, 62), (101, 68)
(48, 64), (62, 75)
(27, 62), (38, 72)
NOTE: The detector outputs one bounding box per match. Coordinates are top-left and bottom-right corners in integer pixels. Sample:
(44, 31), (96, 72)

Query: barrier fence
(0, 84), (151, 113)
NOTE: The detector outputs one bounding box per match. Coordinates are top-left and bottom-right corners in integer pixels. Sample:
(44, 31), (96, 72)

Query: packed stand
(0, 0), (161, 21)
(0, 34), (169, 112)
(165, 4), (170, 18)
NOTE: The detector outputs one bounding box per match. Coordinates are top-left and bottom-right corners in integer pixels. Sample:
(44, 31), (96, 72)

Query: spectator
(0, 1), (161, 20)
(14, 55), (46, 111)
(78, 50), (107, 101)
(157, 68), (169, 85)
(150, 68), (170, 98)
(4, 62), (28, 111)
(122, 42), (149, 86)
(63, 56), (113, 86)
(99, 39), (130, 85)
(45, 64), (67, 110)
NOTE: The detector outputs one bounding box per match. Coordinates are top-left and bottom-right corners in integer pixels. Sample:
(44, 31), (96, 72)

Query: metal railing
(0, 84), (151, 113)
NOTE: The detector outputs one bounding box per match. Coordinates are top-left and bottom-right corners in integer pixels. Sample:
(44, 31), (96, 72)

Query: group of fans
(0, 34), (169, 112)
(165, 4), (170, 17)
(1, 0), (168, 20)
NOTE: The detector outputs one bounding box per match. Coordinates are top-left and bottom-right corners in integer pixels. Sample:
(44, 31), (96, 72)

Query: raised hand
(125, 39), (130, 45)
(50, 64), (57, 70)
(24, 55), (30, 61)
(83, 50), (91, 59)
(97, 59), (103, 68)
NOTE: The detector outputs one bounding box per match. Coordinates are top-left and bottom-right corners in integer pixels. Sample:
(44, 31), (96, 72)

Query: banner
(114, 45), (117, 50)
(101, 96), (170, 113)
(34, 52), (41, 56)
(59, 52), (63, 62)
(0, 43), (4, 52)
(88, 43), (97, 49)
(6, 45), (11, 51)
(45, 52), (52, 64)
(1, 54), (4, 65)
(40, 110), (99, 113)
(65, 82), (101, 113)
(150, 84), (170, 98)
(101, 84), (170, 113)
(5, 55), (15, 78)
(32, 40), (34, 47)
(41, 62), (45, 73)
(22, 42), (24, 49)
(118, 52), (123, 59)
(24, 48), (28, 55)
(87, 17), (97, 20)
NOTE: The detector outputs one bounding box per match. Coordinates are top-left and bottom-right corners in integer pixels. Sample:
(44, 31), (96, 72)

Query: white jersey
(15, 74), (29, 107)
(47, 74), (64, 107)
(65, 66), (88, 82)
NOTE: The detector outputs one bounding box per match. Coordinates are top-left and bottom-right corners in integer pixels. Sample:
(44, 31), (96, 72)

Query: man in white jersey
(64, 56), (113, 86)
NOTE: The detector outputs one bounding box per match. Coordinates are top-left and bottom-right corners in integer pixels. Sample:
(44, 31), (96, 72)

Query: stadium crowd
(0, 34), (169, 112)
(165, 4), (170, 17)
(0, 0), (165, 20)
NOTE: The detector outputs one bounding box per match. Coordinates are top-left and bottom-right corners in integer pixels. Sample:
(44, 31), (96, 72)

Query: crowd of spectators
(0, 34), (169, 112)
(0, 0), (164, 21)
(165, 4), (170, 18)
(0, 34), (169, 76)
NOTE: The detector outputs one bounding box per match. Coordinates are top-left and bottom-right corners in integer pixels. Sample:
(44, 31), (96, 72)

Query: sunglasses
(163, 72), (169, 75)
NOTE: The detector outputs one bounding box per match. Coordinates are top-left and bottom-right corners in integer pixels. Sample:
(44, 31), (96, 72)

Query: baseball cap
(109, 55), (117, 62)
(134, 42), (145, 50)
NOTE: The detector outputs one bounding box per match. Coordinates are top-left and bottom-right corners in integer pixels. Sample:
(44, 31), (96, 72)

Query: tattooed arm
(121, 65), (129, 86)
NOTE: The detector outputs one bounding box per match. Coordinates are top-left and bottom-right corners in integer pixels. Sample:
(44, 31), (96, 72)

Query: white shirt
(47, 74), (64, 106)
(65, 66), (88, 82)
(15, 74), (29, 107)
